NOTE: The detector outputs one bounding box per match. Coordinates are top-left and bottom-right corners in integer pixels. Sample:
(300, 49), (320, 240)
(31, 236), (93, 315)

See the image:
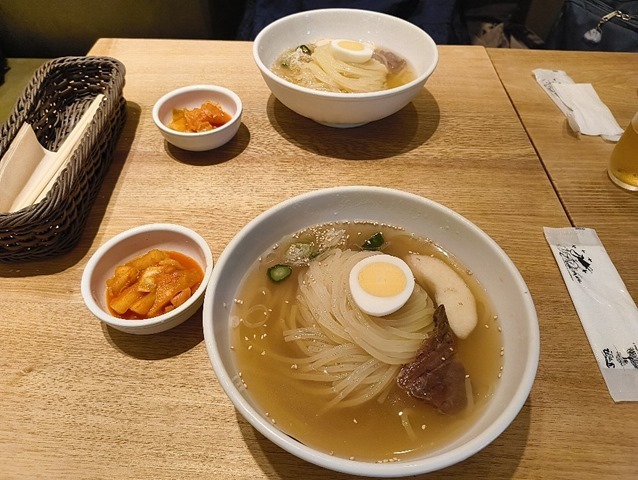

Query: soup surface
(230, 222), (502, 462)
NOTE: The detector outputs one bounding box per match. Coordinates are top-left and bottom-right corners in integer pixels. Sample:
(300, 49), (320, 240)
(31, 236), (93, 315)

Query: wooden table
(0, 39), (635, 479)
(489, 49), (638, 308)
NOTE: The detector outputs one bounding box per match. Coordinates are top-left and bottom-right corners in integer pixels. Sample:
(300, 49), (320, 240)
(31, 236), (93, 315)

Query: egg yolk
(358, 262), (407, 297)
(336, 40), (365, 52)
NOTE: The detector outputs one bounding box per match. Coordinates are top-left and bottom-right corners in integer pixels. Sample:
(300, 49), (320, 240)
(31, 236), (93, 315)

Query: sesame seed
(498, 373), (502, 378)
(271, 418), (276, 424)
(353, 418), (358, 424)
(465, 374), (470, 378)
(349, 457), (355, 461)
(248, 345), (253, 350)
(484, 324), (489, 328)
(261, 351), (266, 356)
(421, 424), (427, 430)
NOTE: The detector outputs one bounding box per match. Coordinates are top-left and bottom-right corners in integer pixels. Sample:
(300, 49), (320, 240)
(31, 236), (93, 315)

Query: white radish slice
(404, 254), (478, 339)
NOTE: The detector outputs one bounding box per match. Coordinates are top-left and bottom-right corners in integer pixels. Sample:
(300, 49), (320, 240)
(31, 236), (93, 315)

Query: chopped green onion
(362, 232), (384, 250)
(268, 264), (292, 283)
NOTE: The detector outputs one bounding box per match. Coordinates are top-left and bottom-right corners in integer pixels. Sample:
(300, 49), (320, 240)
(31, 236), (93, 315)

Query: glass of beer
(608, 112), (638, 191)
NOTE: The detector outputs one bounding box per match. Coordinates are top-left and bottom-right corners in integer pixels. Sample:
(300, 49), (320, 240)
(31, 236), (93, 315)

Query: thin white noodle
(242, 304), (270, 328)
(286, 248), (435, 409)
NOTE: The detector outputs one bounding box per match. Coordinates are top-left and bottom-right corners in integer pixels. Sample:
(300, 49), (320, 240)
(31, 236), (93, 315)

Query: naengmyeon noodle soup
(230, 221), (503, 462)
(271, 39), (416, 93)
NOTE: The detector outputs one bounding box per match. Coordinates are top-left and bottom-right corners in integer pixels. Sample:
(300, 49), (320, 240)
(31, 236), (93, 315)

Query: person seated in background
(236, 0), (469, 45)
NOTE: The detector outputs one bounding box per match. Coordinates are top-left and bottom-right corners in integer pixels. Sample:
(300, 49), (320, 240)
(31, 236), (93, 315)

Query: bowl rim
(151, 84), (243, 138)
(252, 8), (439, 100)
(203, 186), (540, 477)
(81, 223), (214, 330)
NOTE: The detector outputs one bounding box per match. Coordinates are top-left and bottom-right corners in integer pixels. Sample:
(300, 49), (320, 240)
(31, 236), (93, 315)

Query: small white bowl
(253, 9), (438, 127)
(152, 85), (242, 151)
(82, 223), (213, 335)
(203, 186), (539, 476)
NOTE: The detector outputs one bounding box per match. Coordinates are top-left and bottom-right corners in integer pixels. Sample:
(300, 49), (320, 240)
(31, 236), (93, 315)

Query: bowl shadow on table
(102, 306), (204, 360)
(235, 399), (532, 479)
(0, 101), (141, 278)
(162, 123), (251, 166)
(267, 89), (440, 161)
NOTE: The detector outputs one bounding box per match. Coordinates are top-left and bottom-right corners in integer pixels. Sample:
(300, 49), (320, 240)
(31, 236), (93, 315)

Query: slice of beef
(371, 50), (406, 74)
(397, 305), (468, 414)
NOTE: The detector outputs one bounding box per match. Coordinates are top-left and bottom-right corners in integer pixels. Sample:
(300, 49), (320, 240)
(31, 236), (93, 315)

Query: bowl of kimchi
(81, 223), (214, 334)
(152, 85), (243, 151)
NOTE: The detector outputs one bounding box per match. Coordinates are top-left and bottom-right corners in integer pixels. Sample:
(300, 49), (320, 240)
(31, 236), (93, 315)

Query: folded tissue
(533, 69), (624, 142)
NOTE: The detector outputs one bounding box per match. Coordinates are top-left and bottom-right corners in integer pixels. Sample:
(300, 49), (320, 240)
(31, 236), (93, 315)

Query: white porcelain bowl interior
(82, 223), (213, 335)
(203, 186), (539, 477)
(253, 9), (438, 127)
(152, 85), (243, 151)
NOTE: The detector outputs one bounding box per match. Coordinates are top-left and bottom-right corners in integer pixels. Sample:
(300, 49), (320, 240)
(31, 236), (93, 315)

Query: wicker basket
(0, 56), (126, 262)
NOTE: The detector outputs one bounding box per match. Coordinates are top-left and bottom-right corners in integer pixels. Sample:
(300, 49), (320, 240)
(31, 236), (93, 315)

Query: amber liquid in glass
(608, 113), (638, 191)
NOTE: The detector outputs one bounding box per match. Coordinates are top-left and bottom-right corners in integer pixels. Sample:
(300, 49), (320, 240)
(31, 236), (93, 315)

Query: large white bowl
(253, 9), (439, 127)
(82, 223), (214, 335)
(203, 186), (539, 477)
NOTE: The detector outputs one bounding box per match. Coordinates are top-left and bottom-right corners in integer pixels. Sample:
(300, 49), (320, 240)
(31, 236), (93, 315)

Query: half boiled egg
(349, 254), (415, 317)
(330, 39), (374, 64)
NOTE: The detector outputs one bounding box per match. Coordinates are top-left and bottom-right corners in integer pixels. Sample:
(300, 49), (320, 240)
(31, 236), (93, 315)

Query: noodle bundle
(272, 42), (391, 93)
(284, 249), (435, 409)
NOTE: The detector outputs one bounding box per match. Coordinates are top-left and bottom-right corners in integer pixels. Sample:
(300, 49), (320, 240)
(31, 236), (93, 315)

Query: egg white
(349, 254), (415, 317)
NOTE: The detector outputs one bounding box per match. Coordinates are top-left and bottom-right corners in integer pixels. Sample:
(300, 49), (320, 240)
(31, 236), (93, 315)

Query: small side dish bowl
(152, 85), (242, 151)
(253, 8), (438, 127)
(82, 223), (214, 335)
(203, 186), (539, 477)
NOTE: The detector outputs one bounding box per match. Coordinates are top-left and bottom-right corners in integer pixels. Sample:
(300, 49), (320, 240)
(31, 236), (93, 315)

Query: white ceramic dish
(152, 85), (242, 151)
(203, 186), (539, 476)
(253, 8), (438, 127)
(82, 223), (213, 335)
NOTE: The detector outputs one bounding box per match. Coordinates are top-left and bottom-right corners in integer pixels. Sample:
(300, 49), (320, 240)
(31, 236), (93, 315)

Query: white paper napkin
(545, 227), (638, 402)
(533, 69), (623, 142)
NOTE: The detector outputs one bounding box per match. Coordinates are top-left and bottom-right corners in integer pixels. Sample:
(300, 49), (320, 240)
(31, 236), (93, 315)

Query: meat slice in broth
(397, 305), (468, 414)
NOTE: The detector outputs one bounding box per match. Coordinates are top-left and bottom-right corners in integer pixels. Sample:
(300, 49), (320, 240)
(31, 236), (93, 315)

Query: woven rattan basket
(0, 56), (126, 262)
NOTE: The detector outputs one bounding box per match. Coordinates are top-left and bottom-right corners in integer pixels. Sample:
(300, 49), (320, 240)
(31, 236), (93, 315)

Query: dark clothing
(236, 0), (468, 45)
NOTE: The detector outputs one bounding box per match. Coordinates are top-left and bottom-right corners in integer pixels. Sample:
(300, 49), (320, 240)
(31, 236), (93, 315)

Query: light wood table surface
(0, 39), (634, 479)
(489, 49), (638, 307)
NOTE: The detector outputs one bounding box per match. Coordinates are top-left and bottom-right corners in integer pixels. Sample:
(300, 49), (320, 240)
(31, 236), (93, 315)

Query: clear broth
(230, 222), (503, 462)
